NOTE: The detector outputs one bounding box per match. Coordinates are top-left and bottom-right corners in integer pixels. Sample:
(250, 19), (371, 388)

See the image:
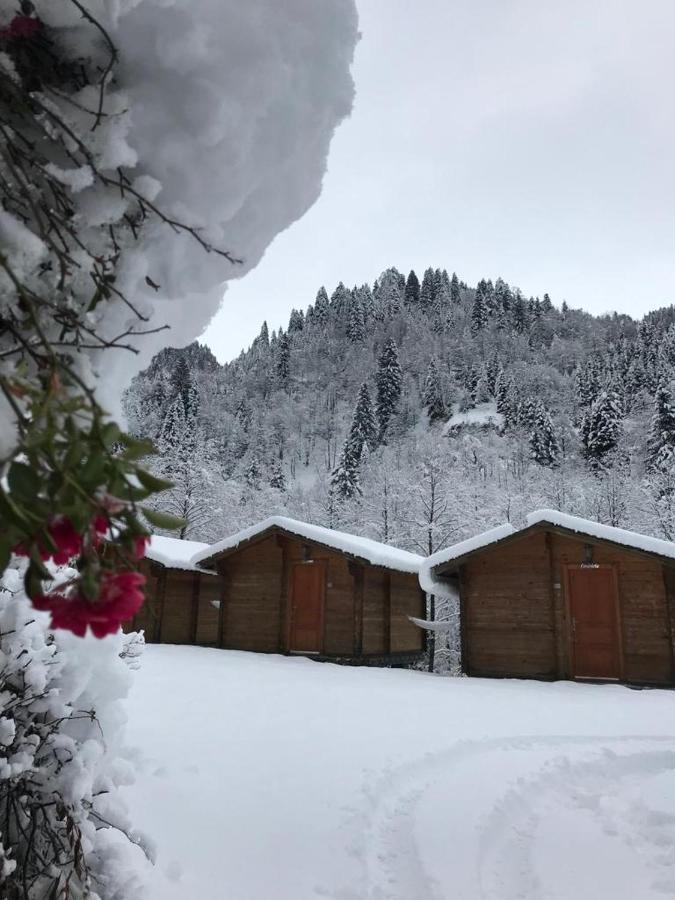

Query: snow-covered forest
(125, 269), (675, 552)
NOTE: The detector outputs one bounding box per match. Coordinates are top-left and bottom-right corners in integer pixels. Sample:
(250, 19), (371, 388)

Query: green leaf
(0, 487), (33, 530)
(0, 539), (10, 574)
(121, 437), (155, 460)
(135, 469), (174, 493)
(141, 506), (186, 531)
(7, 462), (39, 502)
(24, 562), (45, 600)
(100, 422), (121, 449)
(29, 547), (52, 579)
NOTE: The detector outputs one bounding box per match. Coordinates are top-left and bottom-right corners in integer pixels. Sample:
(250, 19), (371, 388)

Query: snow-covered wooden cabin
(128, 517), (426, 665)
(421, 510), (675, 686)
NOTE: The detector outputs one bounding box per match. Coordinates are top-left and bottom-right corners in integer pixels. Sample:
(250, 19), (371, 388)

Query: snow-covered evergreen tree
(647, 381), (675, 471)
(331, 443), (361, 500)
(450, 271), (461, 304)
(349, 383), (377, 454)
(376, 339), (403, 441)
(423, 357), (447, 422)
(404, 270), (420, 306)
(347, 296), (366, 342)
(581, 390), (623, 468)
(270, 459), (287, 491)
(470, 283), (488, 335)
(420, 267), (436, 310)
(529, 401), (560, 467)
(314, 286), (329, 326)
(276, 332), (291, 384)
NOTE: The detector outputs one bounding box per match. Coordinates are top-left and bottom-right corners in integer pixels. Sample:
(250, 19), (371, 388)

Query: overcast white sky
(202, 0), (675, 362)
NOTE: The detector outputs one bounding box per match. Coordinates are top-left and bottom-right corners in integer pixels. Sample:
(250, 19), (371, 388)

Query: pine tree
(235, 397), (252, 431)
(331, 442), (361, 499)
(519, 395), (538, 431)
(495, 373), (518, 429)
(647, 381), (675, 471)
(404, 270), (420, 306)
(288, 308), (304, 332)
(245, 456), (261, 489)
(314, 286), (329, 326)
(450, 272), (460, 304)
(269, 460), (286, 491)
(376, 338), (402, 441)
(420, 267), (436, 310)
(529, 401), (560, 466)
(276, 332), (290, 384)
(423, 357), (447, 422)
(485, 352), (500, 394)
(257, 321), (269, 347)
(512, 294), (528, 333)
(349, 383), (377, 454)
(329, 282), (350, 323)
(373, 267), (404, 319)
(581, 390), (623, 468)
(347, 296), (366, 342)
(470, 283), (488, 335)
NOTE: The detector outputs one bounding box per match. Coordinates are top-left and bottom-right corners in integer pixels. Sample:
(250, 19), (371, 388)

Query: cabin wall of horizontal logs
(126, 531), (425, 663)
(458, 527), (675, 685)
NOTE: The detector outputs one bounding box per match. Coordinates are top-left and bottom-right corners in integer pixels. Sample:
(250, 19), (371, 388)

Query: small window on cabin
(210, 600), (221, 610)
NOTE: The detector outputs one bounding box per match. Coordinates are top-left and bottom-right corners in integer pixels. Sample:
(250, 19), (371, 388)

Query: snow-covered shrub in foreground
(0, 567), (152, 898)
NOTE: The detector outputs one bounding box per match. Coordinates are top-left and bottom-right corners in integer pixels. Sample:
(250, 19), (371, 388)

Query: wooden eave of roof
(146, 558), (220, 576)
(431, 520), (675, 576)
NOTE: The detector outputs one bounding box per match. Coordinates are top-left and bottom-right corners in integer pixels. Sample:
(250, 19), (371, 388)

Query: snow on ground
(124, 646), (675, 900)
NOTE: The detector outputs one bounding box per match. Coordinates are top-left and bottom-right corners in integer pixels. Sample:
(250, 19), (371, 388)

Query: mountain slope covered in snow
(124, 269), (675, 555)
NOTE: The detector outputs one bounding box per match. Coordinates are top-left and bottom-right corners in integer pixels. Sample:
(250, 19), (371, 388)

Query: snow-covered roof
(421, 524), (516, 584)
(422, 509), (675, 582)
(146, 535), (212, 572)
(191, 516), (424, 573)
(442, 402), (504, 434)
(526, 509), (675, 562)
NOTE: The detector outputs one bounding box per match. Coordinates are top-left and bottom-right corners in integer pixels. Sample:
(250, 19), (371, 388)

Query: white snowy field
(124, 646), (675, 899)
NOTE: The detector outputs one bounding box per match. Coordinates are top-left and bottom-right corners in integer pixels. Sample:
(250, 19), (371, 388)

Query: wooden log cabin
(129, 517), (426, 665)
(421, 509), (675, 686)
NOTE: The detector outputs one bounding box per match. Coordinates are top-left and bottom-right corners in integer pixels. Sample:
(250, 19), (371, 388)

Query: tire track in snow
(356, 735), (675, 900)
(477, 745), (675, 900)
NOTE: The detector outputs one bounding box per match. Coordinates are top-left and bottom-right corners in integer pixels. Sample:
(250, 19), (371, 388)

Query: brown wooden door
(289, 563), (325, 653)
(568, 566), (621, 680)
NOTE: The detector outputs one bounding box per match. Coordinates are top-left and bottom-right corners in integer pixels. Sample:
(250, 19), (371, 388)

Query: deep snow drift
(10, 0), (358, 409)
(124, 646), (675, 900)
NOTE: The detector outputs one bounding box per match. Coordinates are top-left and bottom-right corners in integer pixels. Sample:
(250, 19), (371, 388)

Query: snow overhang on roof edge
(190, 515), (424, 573)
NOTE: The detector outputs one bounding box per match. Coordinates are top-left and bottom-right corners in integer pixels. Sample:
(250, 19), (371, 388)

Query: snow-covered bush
(0, 0), (356, 892)
(0, 565), (152, 897)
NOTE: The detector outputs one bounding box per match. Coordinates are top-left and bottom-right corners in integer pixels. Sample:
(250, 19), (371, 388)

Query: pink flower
(48, 518), (82, 565)
(13, 517), (82, 565)
(93, 515), (109, 536)
(132, 535), (150, 560)
(31, 571), (146, 638)
(0, 15), (42, 39)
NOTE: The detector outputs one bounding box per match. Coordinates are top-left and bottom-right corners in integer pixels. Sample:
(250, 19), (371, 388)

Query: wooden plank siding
(125, 529), (424, 665)
(195, 576), (221, 645)
(458, 525), (675, 685)
(218, 537), (283, 652)
(461, 530), (556, 678)
(551, 534), (673, 685)
(390, 573), (426, 652)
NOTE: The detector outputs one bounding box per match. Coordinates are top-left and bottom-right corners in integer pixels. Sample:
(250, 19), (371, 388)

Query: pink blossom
(31, 571), (146, 638)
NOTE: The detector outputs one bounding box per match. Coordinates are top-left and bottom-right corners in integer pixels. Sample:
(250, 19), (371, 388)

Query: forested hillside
(124, 267), (675, 554)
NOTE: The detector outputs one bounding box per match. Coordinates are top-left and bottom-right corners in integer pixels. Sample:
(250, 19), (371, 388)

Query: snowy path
(123, 647), (675, 899)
